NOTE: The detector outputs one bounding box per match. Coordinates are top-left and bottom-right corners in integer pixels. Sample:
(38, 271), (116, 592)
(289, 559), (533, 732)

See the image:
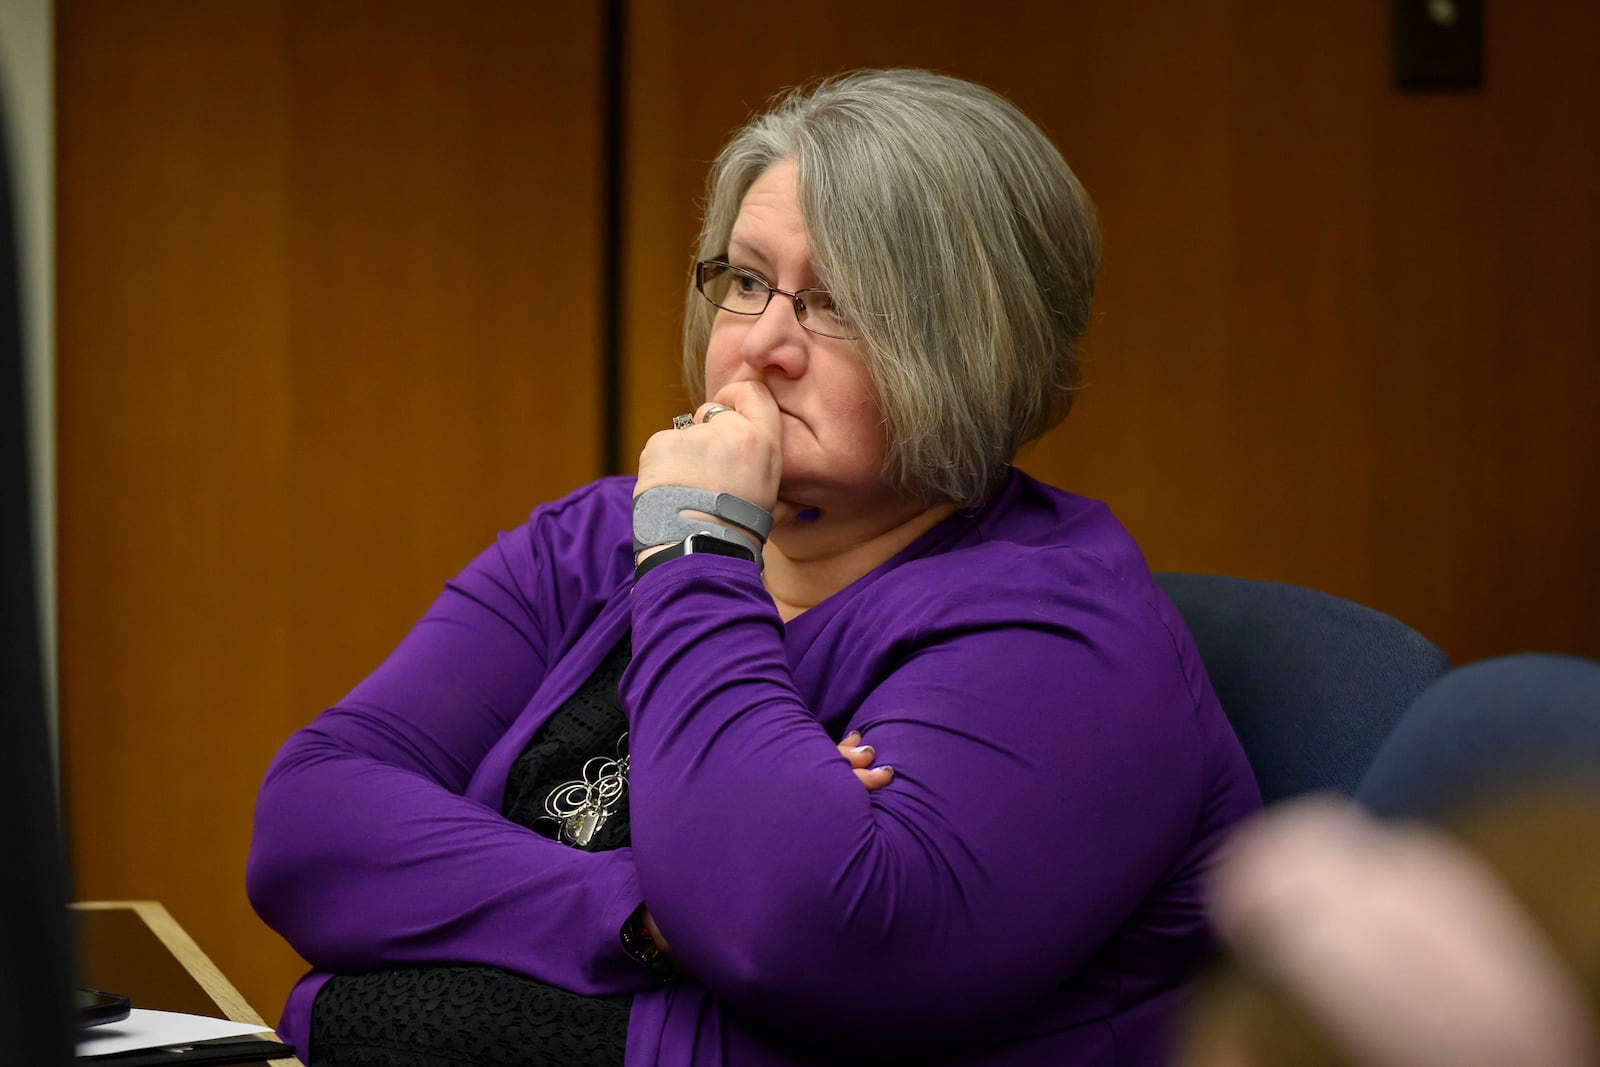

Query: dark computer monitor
(0, 82), (74, 1067)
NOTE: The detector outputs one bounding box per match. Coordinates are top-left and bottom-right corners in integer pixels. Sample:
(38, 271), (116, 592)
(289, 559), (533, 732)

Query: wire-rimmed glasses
(693, 260), (862, 341)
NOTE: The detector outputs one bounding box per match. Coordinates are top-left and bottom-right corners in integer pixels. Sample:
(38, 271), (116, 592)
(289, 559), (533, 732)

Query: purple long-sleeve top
(247, 469), (1260, 1065)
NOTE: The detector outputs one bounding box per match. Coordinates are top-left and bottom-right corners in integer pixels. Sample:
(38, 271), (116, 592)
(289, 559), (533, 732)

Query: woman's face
(703, 160), (899, 531)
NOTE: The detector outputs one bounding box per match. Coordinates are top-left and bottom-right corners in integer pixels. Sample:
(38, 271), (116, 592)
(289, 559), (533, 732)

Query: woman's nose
(741, 294), (809, 377)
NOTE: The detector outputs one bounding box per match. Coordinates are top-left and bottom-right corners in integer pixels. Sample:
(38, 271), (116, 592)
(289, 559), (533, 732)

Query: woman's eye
(731, 271), (767, 296)
(814, 293), (849, 321)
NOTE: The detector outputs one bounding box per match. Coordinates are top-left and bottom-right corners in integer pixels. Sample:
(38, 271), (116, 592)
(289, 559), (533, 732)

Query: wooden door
(57, 0), (604, 1016)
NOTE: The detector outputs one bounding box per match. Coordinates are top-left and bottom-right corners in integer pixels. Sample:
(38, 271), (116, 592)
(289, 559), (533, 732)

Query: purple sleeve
(246, 510), (653, 996)
(621, 555), (1212, 1050)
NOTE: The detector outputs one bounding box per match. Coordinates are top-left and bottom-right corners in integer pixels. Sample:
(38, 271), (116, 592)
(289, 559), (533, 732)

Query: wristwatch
(634, 529), (760, 582)
(619, 905), (679, 983)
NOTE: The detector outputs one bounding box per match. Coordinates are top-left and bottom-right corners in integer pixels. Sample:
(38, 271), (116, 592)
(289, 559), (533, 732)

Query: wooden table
(73, 901), (302, 1066)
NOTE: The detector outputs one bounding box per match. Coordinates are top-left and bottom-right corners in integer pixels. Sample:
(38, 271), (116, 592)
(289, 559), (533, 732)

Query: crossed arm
(247, 505), (905, 1001)
(250, 485), (1206, 1055)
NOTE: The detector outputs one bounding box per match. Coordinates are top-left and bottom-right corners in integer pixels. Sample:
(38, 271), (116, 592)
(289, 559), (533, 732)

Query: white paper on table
(76, 1008), (278, 1057)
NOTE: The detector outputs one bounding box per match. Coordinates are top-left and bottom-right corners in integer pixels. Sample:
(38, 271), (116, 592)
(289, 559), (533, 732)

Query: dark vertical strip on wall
(599, 0), (628, 475)
(0, 94), (74, 1067)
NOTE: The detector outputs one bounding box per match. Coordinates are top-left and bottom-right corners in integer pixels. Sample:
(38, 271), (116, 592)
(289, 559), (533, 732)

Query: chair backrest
(1357, 653), (1600, 821)
(1155, 572), (1451, 805)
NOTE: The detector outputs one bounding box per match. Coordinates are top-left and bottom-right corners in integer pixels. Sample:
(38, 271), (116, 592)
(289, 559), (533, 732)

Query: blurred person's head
(1184, 793), (1600, 1067)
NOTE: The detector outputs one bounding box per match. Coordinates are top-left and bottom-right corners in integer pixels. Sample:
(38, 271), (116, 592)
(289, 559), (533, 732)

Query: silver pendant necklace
(544, 732), (629, 847)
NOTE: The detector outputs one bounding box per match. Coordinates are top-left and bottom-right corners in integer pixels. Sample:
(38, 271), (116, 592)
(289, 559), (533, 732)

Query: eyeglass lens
(696, 261), (858, 340)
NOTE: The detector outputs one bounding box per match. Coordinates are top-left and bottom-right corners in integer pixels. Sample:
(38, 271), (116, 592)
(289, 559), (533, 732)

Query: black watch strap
(634, 529), (759, 582)
(619, 905), (678, 984)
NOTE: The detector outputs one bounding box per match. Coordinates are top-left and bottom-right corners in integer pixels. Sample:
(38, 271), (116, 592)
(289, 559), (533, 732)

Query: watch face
(686, 531), (756, 564)
(636, 529), (761, 583)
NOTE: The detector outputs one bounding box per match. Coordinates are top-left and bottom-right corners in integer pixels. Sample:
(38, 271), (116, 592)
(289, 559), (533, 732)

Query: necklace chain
(543, 732), (629, 848)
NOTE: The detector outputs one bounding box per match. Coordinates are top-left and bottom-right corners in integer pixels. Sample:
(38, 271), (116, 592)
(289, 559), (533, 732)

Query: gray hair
(683, 69), (1100, 509)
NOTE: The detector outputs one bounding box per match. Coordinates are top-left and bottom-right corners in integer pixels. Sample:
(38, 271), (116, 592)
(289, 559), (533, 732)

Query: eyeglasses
(693, 260), (862, 340)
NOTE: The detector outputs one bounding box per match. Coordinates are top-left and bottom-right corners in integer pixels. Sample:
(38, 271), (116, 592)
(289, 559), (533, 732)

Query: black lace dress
(308, 639), (637, 1067)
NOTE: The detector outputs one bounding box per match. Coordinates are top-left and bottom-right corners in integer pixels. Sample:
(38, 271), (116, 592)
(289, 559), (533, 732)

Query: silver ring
(672, 413), (694, 430)
(701, 404), (731, 423)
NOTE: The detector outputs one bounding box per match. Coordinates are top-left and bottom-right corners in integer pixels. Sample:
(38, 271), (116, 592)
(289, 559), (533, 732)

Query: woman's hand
(635, 381), (785, 513)
(838, 731), (894, 792)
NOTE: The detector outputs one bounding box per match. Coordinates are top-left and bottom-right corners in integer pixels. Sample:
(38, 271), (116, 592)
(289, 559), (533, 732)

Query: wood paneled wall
(622, 1), (1600, 666)
(57, 0), (602, 1018)
(59, 0), (1599, 1027)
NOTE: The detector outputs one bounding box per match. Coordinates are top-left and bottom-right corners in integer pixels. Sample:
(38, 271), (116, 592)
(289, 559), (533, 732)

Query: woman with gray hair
(249, 68), (1259, 1066)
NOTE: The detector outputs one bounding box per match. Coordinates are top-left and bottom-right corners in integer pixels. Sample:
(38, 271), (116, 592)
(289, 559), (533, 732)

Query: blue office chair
(1155, 573), (1451, 805)
(1357, 653), (1600, 821)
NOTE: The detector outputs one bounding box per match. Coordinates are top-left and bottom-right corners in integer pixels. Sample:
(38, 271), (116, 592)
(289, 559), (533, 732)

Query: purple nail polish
(795, 507), (820, 523)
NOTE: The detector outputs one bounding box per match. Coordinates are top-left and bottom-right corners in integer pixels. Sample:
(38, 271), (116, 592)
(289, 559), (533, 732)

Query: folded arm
(622, 557), (1208, 1047)
(248, 514), (654, 996)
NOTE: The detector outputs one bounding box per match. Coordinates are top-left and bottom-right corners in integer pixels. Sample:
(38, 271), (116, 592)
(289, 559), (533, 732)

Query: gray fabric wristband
(632, 487), (773, 553)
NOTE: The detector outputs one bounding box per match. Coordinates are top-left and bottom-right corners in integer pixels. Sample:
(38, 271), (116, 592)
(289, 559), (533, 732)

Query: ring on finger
(672, 413), (694, 430)
(701, 404), (731, 423)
